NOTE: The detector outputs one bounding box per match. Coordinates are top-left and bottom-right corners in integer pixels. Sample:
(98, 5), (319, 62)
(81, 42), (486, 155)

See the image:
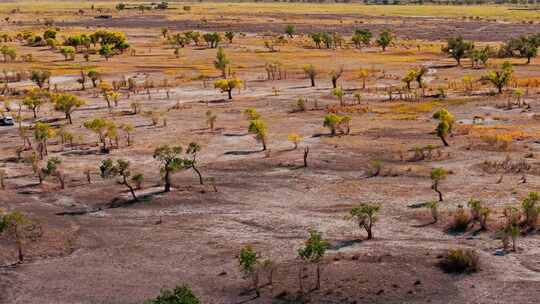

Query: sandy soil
(1, 4), (540, 304)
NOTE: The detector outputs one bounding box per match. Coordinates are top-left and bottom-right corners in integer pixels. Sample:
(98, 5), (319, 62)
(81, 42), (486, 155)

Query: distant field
(2, 1), (540, 21)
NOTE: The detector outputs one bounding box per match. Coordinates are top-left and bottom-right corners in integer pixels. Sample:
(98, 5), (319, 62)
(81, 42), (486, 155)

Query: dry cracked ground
(1, 2), (540, 304)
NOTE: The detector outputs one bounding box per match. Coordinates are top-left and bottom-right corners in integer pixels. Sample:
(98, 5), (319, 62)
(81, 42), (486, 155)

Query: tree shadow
(328, 239), (362, 250)
(411, 221), (437, 228)
(224, 150), (261, 155)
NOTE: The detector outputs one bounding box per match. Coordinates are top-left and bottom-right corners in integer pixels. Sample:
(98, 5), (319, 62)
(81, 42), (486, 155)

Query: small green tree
(0, 45), (16, 62)
(144, 285), (200, 304)
(153, 145), (185, 192)
(430, 167), (447, 202)
(41, 157), (65, 189)
(303, 64), (317, 87)
(442, 36), (474, 66)
(348, 203), (380, 240)
(59, 46), (75, 60)
(31, 70), (51, 89)
(521, 192), (539, 229)
(214, 47), (229, 77)
(352, 29), (372, 49)
(100, 159), (139, 200)
(248, 119), (268, 151)
(332, 87), (344, 106)
(323, 113), (351, 136)
(87, 69), (100, 88)
(239, 245), (261, 298)
(297, 229), (330, 291)
(433, 108), (454, 146)
(485, 62), (513, 94)
(376, 29), (393, 52)
(0, 210), (40, 263)
(224, 31), (235, 43)
(99, 44), (113, 61)
(285, 24), (295, 38)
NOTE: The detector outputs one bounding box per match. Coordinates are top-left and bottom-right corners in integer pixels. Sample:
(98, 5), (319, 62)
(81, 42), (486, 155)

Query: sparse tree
(358, 68), (369, 89)
(332, 87), (344, 106)
(41, 157), (65, 189)
(330, 67), (343, 89)
(214, 47), (229, 77)
(285, 24), (295, 38)
(351, 29), (372, 49)
(214, 77), (242, 100)
(224, 31), (235, 43)
(303, 64), (317, 87)
(120, 123), (134, 146)
(288, 133), (302, 149)
(33, 122), (55, 159)
(206, 110), (217, 131)
(87, 70), (100, 88)
(31, 70), (51, 89)
(59, 46), (75, 60)
(376, 29), (393, 52)
(485, 62), (513, 94)
(52, 93), (85, 124)
(348, 203), (380, 240)
(153, 145), (185, 192)
(521, 192), (539, 229)
(0, 210), (41, 263)
(430, 167), (447, 202)
(442, 37), (474, 66)
(100, 159), (139, 200)
(84, 118), (116, 152)
(22, 89), (49, 119)
(239, 245), (261, 298)
(243, 108), (261, 120)
(248, 119), (268, 151)
(297, 229), (329, 291)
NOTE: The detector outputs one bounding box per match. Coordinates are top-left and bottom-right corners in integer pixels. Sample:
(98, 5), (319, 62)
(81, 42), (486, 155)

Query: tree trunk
(227, 89), (232, 100)
(435, 185), (443, 202)
(310, 77), (315, 87)
(439, 135), (449, 147)
(16, 238), (24, 262)
(164, 170), (171, 192)
(192, 166), (204, 185)
(303, 147), (309, 168)
(366, 223), (373, 240)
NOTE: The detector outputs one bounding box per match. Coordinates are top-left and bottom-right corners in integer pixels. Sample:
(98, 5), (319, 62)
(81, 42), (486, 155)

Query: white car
(0, 116), (14, 126)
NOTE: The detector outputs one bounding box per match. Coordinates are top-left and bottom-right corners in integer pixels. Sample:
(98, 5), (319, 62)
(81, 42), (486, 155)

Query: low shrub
(439, 248), (479, 273)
